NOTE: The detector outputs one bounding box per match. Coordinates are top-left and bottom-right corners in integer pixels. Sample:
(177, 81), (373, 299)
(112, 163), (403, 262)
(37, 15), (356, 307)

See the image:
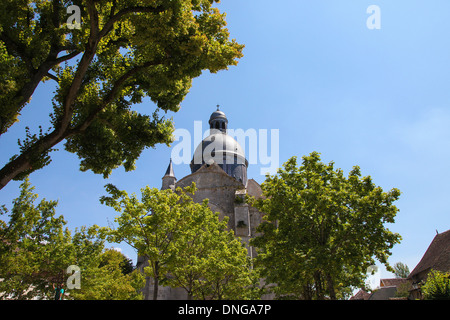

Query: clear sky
(1, 0), (450, 280)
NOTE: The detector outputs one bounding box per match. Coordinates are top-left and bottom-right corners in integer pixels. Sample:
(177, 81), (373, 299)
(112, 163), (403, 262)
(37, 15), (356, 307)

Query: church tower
(139, 106), (266, 300)
(190, 106), (248, 185)
(209, 105), (228, 132)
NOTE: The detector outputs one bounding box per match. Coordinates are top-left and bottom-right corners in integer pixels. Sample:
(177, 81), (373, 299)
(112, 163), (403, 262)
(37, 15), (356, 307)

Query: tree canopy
(70, 248), (145, 300)
(101, 183), (258, 300)
(0, 178), (102, 299)
(249, 152), (402, 300)
(0, 178), (144, 300)
(0, 0), (244, 189)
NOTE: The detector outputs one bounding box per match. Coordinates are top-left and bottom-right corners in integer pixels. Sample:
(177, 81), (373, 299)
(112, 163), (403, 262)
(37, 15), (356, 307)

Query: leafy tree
(393, 262), (410, 279)
(0, 0), (244, 190)
(163, 199), (258, 300)
(249, 152), (402, 300)
(101, 183), (258, 300)
(70, 248), (145, 300)
(98, 248), (134, 275)
(422, 270), (450, 300)
(0, 178), (104, 299)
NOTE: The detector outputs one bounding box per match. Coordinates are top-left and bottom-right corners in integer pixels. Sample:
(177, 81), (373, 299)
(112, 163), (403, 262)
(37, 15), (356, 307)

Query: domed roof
(190, 107), (248, 184)
(192, 131), (247, 166)
(209, 107), (228, 129)
(209, 110), (227, 122)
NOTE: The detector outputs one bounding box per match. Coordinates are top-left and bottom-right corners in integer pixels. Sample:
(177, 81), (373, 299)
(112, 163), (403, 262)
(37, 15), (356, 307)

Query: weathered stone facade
(138, 108), (266, 300)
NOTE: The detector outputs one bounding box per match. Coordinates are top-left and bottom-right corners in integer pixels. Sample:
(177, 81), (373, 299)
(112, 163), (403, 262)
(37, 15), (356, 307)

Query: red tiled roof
(380, 278), (408, 287)
(350, 289), (371, 300)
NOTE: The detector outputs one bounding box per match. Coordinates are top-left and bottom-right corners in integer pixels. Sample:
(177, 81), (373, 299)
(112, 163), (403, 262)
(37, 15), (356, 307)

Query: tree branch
(0, 40), (80, 134)
(7, 51), (77, 125)
(58, 0), (100, 134)
(66, 59), (162, 136)
(54, 50), (81, 64)
(99, 5), (166, 38)
(0, 1), (101, 189)
(46, 72), (59, 82)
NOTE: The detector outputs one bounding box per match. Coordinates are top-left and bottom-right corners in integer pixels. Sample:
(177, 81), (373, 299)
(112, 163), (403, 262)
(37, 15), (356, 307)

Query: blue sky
(1, 0), (450, 280)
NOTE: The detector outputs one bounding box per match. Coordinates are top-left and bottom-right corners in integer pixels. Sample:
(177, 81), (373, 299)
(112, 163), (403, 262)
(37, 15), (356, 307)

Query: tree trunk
(187, 279), (193, 300)
(326, 273), (337, 300)
(302, 282), (313, 300)
(314, 271), (325, 300)
(153, 261), (159, 300)
(0, 130), (68, 190)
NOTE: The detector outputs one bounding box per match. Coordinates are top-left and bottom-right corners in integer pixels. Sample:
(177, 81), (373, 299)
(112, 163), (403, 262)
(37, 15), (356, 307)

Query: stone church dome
(190, 107), (248, 185)
(192, 131), (247, 166)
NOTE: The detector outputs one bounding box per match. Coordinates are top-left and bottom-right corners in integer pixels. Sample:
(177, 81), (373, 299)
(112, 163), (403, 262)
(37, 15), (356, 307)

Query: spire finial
(163, 158), (175, 178)
(216, 104), (220, 111)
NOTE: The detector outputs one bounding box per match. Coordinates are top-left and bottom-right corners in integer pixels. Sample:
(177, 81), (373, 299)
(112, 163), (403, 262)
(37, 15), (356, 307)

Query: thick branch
(58, 0), (100, 134)
(46, 72), (59, 82)
(6, 50), (81, 125)
(67, 60), (162, 136)
(0, 130), (66, 190)
(0, 60), (160, 190)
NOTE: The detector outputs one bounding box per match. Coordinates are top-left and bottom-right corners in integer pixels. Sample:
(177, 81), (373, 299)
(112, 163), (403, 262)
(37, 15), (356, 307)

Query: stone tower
(161, 158), (176, 191)
(190, 106), (248, 185)
(138, 107), (265, 300)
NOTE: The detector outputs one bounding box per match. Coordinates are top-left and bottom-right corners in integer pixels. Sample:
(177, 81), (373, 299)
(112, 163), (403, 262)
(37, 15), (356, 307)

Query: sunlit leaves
(0, 0), (243, 186)
(101, 182), (258, 300)
(249, 152), (402, 300)
(0, 178), (105, 299)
